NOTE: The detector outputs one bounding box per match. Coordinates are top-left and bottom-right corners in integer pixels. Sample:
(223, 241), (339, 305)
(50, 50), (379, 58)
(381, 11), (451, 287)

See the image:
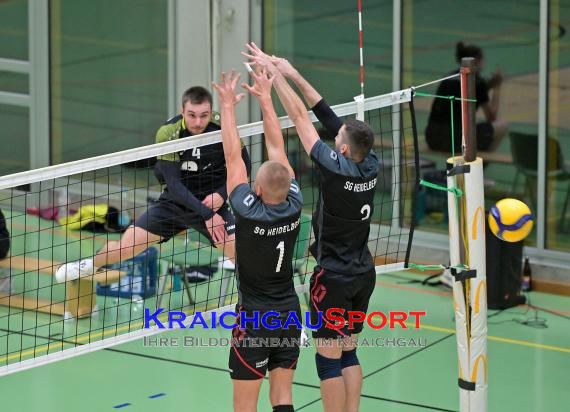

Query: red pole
(460, 58), (477, 162)
(358, 0), (364, 95)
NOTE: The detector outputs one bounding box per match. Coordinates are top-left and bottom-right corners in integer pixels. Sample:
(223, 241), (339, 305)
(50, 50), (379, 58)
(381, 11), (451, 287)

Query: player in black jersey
(244, 43), (378, 412)
(213, 69), (303, 412)
(55, 87), (250, 282)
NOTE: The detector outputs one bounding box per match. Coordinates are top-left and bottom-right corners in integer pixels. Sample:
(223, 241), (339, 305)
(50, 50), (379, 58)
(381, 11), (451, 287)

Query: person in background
(425, 41), (509, 154)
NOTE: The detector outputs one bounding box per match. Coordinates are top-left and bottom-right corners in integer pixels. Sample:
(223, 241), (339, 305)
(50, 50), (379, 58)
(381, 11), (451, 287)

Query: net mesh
(0, 90), (418, 375)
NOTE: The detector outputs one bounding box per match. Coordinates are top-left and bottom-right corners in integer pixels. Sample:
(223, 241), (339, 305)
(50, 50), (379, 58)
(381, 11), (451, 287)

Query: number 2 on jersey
(275, 241), (285, 272)
(360, 204), (371, 220)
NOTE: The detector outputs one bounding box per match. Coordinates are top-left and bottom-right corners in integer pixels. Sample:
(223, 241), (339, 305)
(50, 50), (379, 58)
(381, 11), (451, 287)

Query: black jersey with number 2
(309, 100), (379, 275)
(229, 180), (303, 311)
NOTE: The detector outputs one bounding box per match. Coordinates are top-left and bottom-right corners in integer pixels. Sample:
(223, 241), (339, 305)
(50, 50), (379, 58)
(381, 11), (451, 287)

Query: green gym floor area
(0, 265), (568, 411)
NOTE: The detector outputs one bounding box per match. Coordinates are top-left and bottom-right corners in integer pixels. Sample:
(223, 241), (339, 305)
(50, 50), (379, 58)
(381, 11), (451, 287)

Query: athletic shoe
(185, 266), (214, 283)
(55, 259), (95, 283)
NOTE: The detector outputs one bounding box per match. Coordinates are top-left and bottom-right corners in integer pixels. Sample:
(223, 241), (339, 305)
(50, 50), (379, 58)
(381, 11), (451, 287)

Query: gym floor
(1, 264), (568, 411)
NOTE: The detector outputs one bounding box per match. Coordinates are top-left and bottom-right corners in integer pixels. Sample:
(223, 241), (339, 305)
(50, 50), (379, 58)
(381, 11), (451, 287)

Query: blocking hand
(212, 71), (246, 106)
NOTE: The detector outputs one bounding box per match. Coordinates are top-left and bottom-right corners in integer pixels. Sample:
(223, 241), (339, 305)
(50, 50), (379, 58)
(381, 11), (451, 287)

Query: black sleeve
(215, 145), (251, 202)
(216, 185), (228, 202)
(476, 76), (490, 106)
(155, 160), (215, 219)
(311, 99), (343, 137)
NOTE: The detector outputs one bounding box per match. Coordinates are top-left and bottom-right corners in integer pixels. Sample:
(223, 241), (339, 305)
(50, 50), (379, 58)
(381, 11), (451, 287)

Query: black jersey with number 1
(229, 180), (303, 312)
(309, 99), (379, 275)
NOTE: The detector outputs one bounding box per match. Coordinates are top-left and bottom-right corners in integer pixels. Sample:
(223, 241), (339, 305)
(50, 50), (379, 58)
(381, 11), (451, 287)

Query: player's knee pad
(273, 405), (294, 412)
(315, 353), (342, 381)
(341, 348), (360, 369)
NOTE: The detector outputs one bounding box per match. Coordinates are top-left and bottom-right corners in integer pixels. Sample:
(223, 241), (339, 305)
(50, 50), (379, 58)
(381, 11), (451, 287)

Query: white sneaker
(300, 327), (311, 348)
(218, 257), (235, 271)
(55, 259), (95, 283)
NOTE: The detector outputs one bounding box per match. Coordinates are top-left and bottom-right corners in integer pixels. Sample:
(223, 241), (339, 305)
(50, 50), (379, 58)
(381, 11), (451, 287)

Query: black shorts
(229, 305), (301, 380)
(133, 200), (235, 244)
(310, 266), (376, 339)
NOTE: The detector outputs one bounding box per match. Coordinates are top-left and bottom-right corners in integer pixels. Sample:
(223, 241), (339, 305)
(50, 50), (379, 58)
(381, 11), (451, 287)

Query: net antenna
(354, 0), (365, 121)
(448, 57), (488, 411)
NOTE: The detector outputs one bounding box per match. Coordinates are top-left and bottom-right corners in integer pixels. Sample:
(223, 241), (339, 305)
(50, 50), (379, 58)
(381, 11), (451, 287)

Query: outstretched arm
(212, 71), (248, 196)
(270, 55), (343, 136)
(244, 43), (342, 139)
(270, 56), (322, 108)
(243, 68), (294, 178)
(273, 72), (320, 156)
(155, 160), (214, 219)
(243, 43), (320, 156)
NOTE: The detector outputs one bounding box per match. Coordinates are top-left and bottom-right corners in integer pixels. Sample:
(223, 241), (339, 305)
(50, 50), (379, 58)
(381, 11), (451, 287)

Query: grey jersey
(229, 180), (303, 311)
(310, 140), (379, 274)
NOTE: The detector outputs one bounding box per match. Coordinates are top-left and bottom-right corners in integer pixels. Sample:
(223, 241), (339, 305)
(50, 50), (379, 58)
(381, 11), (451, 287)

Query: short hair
(181, 86), (212, 108)
(343, 119), (375, 161)
(455, 41), (483, 63)
(257, 161), (291, 202)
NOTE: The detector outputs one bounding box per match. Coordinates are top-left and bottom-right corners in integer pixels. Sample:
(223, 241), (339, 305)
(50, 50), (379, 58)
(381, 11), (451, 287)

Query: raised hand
(270, 56), (298, 78)
(241, 42), (278, 73)
(212, 71), (246, 106)
(242, 67), (275, 101)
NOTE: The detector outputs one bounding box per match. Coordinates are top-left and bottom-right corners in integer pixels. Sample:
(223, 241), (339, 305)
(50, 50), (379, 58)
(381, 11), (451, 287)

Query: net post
(460, 57), (477, 161)
(449, 57), (488, 412)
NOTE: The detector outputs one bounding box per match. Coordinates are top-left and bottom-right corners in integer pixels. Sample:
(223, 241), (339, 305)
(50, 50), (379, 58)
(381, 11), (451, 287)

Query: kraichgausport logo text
(144, 309), (426, 330)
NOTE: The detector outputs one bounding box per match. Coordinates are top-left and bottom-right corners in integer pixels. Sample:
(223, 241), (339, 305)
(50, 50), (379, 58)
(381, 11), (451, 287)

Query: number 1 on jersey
(275, 241), (285, 272)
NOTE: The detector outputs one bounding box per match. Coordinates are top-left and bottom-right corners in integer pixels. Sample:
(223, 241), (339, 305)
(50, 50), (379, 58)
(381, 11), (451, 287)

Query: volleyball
(488, 198), (534, 242)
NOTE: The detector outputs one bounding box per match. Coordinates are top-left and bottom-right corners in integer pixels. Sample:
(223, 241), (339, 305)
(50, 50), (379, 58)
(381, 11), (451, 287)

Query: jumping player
(244, 43), (378, 412)
(213, 69), (303, 412)
(55, 87), (249, 282)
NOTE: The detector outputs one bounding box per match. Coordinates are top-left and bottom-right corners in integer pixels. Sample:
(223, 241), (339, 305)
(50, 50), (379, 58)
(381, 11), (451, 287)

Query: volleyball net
(0, 88), (419, 375)
(413, 59), (489, 412)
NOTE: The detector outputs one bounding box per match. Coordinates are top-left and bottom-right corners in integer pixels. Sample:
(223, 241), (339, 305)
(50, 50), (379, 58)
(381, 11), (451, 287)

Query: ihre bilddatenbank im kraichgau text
(143, 308), (427, 348)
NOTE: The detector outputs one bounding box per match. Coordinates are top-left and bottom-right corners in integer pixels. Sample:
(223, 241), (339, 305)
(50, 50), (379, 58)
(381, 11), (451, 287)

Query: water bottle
(522, 256), (532, 292)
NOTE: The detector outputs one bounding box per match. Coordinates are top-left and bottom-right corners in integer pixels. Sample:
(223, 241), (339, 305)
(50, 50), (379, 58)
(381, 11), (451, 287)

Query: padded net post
(448, 57), (488, 412)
